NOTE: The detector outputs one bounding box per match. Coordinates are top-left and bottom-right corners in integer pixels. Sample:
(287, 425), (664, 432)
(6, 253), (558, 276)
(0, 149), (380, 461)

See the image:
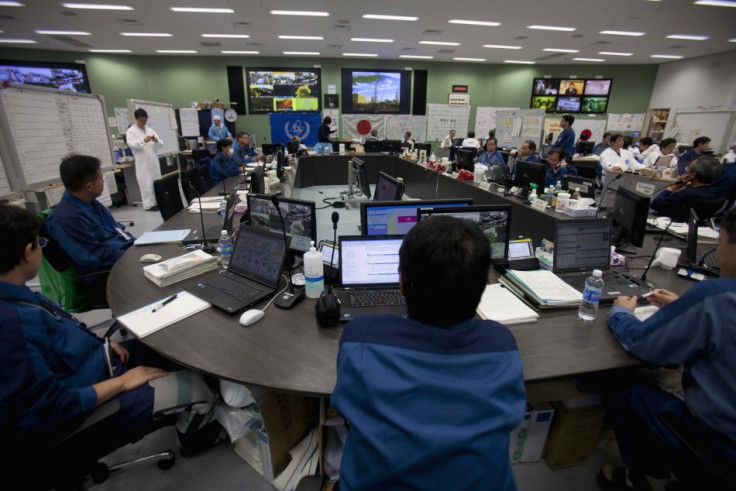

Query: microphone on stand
(186, 181), (215, 253)
(272, 194), (305, 309)
(596, 173), (623, 216)
(641, 207), (688, 283)
(316, 211), (341, 327)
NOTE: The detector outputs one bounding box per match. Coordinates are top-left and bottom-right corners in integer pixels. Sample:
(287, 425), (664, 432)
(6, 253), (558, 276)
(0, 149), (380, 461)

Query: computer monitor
(611, 186), (650, 250)
(455, 148), (476, 172)
(351, 158), (371, 199)
(381, 140), (402, 153)
(250, 166), (265, 195)
(416, 205), (512, 265)
(414, 142), (431, 154)
(246, 194), (317, 253)
(576, 141), (595, 156)
(262, 143), (285, 156)
(363, 140), (382, 153)
(452, 138), (465, 147)
(513, 160), (547, 196)
(331, 141), (353, 153)
(360, 199), (474, 236)
(565, 176), (596, 199)
(286, 140), (300, 155)
(575, 160), (599, 181)
(373, 171), (404, 202)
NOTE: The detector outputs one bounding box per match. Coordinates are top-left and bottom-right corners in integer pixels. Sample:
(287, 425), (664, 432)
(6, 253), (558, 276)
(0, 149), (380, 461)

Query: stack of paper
(499, 269), (581, 308)
(117, 291), (211, 338)
(134, 229), (191, 246)
(143, 249), (218, 287)
(476, 283), (539, 325)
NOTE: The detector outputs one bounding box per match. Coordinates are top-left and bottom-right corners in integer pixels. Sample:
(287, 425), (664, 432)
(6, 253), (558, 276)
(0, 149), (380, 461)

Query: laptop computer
(186, 225), (290, 313)
(553, 219), (651, 301)
(653, 154), (674, 169)
(182, 190), (237, 245)
(336, 235), (406, 321)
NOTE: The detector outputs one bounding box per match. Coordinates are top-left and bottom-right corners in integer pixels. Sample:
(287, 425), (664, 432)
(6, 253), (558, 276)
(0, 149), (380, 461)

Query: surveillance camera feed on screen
(247, 195), (316, 252)
(350, 71), (402, 113)
(0, 62), (90, 92)
(247, 68), (321, 113)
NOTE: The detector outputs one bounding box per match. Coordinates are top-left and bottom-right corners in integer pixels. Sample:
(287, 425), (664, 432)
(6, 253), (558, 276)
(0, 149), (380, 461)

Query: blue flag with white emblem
(270, 112), (321, 147)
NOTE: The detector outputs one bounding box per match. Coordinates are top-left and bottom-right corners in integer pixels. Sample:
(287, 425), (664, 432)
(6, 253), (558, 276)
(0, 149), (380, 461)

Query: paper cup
(555, 192), (571, 213)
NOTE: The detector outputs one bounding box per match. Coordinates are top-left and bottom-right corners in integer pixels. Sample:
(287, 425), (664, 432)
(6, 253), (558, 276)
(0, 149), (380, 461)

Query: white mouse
(239, 309), (264, 326)
(139, 253), (162, 263)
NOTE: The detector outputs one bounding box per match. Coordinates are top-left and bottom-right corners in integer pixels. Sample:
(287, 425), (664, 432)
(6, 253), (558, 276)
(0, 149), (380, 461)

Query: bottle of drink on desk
(303, 241), (324, 299)
(578, 269), (604, 321)
(219, 230), (233, 269)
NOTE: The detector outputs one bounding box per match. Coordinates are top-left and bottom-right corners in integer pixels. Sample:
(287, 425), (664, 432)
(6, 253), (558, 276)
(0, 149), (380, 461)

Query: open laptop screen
(228, 226), (288, 287)
(554, 219), (611, 273)
(339, 236), (403, 286)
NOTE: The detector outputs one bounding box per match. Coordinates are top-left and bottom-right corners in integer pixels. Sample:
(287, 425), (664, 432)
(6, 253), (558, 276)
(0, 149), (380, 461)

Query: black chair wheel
(91, 462), (110, 483)
(158, 455), (175, 471)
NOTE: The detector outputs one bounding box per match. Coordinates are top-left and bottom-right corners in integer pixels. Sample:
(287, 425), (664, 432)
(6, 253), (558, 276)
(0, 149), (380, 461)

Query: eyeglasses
(39, 237), (48, 248)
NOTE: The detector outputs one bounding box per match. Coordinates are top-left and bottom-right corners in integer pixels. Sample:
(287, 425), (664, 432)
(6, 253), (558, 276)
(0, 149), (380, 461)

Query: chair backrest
(575, 160), (599, 180)
(690, 197), (728, 223)
(197, 164), (214, 193)
(182, 167), (202, 203)
(153, 174), (184, 221)
(191, 149), (210, 165)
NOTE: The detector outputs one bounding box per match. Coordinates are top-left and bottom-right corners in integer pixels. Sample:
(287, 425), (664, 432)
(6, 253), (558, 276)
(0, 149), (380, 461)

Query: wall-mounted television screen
(531, 96), (557, 113)
(584, 79), (612, 96)
(246, 68), (321, 113)
(0, 60), (91, 93)
(532, 78), (559, 95)
(556, 96), (581, 113)
(559, 79), (584, 95)
(581, 96), (608, 114)
(341, 69), (411, 114)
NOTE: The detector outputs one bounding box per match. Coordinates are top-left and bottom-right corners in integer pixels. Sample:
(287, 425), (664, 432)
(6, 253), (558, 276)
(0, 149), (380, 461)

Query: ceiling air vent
(232, 21), (251, 28)
(200, 42), (221, 47)
(422, 29), (442, 36)
(437, 49), (455, 53)
(400, 46), (417, 52)
(333, 24), (350, 32)
(116, 18), (141, 25)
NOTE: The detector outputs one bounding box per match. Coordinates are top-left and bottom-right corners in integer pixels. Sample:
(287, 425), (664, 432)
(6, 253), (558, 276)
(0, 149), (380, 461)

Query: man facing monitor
(401, 131), (415, 151)
(209, 138), (245, 186)
(510, 140), (541, 176)
(232, 132), (264, 165)
(461, 130), (481, 150)
(332, 216), (525, 490)
(440, 129), (456, 149)
(650, 156), (722, 219)
(545, 148), (578, 187)
(477, 137), (505, 169)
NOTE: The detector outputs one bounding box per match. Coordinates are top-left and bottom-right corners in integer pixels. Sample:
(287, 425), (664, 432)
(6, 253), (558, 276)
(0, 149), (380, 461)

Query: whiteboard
(178, 108), (200, 138)
(607, 113), (645, 133)
(0, 84), (115, 190)
(426, 104), (471, 141)
(126, 99), (179, 156)
(114, 106), (130, 133)
(474, 106), (519, 138)
(669, 111), (736, 154)
(385, 115), (428, 141)
(495, 109), (545, 150)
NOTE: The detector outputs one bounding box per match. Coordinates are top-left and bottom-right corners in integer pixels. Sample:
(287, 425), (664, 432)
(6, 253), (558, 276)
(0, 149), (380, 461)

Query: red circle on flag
(356, 120), (372, 135)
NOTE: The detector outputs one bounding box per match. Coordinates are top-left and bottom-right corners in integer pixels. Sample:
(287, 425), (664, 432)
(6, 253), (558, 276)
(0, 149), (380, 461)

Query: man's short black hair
(133, 108), (148, 119)
(611, 134), (623, 144)
(660, 138), (676, 148)
(693, 136), (711, 147)
(467, 130), (476, 138)
(639, 137), (653, 147)
(524, 140), (537, 152)
(405, 131), (412, 137)
(0, 204), (41, 275)
(59, 154), (101, 192)
(548, 147), (565, 160)
(690, 155), (721, 183)
(603, 132), (612, 139)
(623, 135), (633, 148)
(217, 138), (233, 153)
(486, 137), (497, 146)
(399, 216), (490, 327)
(236, 132), (249, 140)
(562, 114), (575, 125)
(722, 207), (736, 244)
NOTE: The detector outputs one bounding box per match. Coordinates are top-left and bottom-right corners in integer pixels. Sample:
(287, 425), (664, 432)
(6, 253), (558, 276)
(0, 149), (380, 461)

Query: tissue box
(564, 207), (597, 217)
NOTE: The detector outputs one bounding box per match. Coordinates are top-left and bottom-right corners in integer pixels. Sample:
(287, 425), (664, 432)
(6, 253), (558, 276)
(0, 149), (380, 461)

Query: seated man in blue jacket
(46, 154), (134, 276)
(232, 132), (264, 165)
(545, 147), (578, 187)
(0, 204), (221, 485)
(209, 138), (245, 186)
(600, 206), (736, 489)
(477, 137), (505, 169)
(650, 156), (723, 219)
(332, 216), (526, 490)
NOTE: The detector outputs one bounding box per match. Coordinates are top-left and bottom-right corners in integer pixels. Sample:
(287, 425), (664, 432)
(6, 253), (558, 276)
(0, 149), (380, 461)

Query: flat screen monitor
(559, 79), (584, 95)
(611, 186), (650, 249)
(580, 97), (608, 114)
(363, 140), (382, 153)
(374, 171), (404, 202)
(0, 60), (91, 93)
(331, 141), (353, 153)
(576, 141), (595, 155)
(565, 176), (596, 199)
(361, 199), (474, 236)
(530, 96), (556, 113)
(246, 68), (321, 114)
(416, 205), (512, 265)
(414, 142), (432, 154)
(351, 158), (371, 198)
(456, 148), (476, 171)
(532, 78), (559, 95)
(250, 166), (265, 195)
(514, 160), (547, 194)
(262, 143), (285, 156)
(246, 194), (317, 253)
(575, 160), (599, 180)
(556, 96), (581, 113)
(584, 79), (612, 96)
(341, 69), (412, 114)
(287, 140), (300, 154)
(381, 140), (402, 153)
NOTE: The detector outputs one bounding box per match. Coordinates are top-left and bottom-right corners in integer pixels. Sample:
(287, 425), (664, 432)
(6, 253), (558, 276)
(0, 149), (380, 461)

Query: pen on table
(152, 294), (178, 313)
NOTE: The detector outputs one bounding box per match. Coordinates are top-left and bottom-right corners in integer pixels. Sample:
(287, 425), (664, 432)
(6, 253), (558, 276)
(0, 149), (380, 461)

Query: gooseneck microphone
(328, 211), (339, 289)
(641, 219), (675, 284)
(596, 173), (623, 216)
(316, 211), (341, 327)
(272, 194), (305, 309)
(186, 181), (215, 253)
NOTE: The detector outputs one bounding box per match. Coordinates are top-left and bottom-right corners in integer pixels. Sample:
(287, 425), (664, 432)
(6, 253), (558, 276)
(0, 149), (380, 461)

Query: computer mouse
(139, 254), (162, 263)
(239, 309), (264, 326)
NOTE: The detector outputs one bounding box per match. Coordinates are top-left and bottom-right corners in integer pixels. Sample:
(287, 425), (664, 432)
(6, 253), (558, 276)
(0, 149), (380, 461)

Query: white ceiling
(0, 0), (735, 65)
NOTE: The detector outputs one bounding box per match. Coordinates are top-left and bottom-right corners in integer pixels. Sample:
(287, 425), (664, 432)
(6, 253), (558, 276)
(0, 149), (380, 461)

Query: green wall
(0, 48), (658, 142)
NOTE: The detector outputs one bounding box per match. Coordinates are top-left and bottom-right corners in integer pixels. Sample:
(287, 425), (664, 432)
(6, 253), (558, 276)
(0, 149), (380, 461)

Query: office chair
(37, 209), (110, 313)
(153, 174), (185, 221)
(657, 411), (736, 488)
(689, 197), (728, 223)
(182, 166), (203, 203)
(191, 149), (211, 166)
(197, 164), (215, 193)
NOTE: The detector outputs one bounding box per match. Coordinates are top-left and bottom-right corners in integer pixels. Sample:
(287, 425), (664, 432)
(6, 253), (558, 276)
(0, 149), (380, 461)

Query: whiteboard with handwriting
(426, 104), (471, 140)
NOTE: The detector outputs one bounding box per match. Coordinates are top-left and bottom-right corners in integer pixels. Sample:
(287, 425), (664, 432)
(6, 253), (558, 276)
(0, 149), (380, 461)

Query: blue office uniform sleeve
(554, 128), (575, 159)
(209, 152), (241, 185)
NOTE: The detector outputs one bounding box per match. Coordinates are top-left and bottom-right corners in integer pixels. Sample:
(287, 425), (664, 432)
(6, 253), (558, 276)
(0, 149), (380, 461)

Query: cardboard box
(233, 391), (319, 482)
(543, 394), (606, 470)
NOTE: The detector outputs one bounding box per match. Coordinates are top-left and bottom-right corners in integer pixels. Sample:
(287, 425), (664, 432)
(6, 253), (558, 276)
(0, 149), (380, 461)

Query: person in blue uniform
(0, 204), (221, 485)
(593, 132), (612, 156)
(477, 137), (505, 169)
(314, 116), (336, 155)
(232, 132), (263, 165)
(46, 154), (135, 275)
(332, 216), (526, 490)
(209, 138), (245, 186)
(553, 114), (576, 164)
(650, 156), (722, 219)
(544, 147), (578, 187)
(599, 206), (736, 489)
(677, 136), (710, 176)
(207, 114), (232, 141)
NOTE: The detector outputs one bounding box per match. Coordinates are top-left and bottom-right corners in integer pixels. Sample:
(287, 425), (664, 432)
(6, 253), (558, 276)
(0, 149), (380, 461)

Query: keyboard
(560, 271), (639, 292)
(206, 273), (263, 302)
(182, 225), (223, 244)
(349, 289), (405, 307)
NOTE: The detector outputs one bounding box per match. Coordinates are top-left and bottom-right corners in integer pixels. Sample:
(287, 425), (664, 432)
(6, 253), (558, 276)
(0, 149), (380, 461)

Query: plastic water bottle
(218, 198), (227, 219)
(219, 230), (233, 269)
(303, 241), (324, 299)
(578, 269), (604, 320)
(552, 180), (562, 207)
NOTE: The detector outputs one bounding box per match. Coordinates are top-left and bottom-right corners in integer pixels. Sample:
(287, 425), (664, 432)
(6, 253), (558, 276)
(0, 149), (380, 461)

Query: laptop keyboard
(206, 273), (263, 302)
(350, 290), (405, 307)
(562, 271), (639, 291)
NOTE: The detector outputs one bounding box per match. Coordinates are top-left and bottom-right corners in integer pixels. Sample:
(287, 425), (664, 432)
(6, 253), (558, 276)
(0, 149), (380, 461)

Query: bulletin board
(494, 109), (545, 149)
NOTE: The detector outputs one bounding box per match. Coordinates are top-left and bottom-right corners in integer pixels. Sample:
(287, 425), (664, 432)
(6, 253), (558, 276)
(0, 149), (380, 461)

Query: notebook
(186, 225), (290, 313)
(182, 190), (237, 245)
(336, 235), (406, 321)
(553, 219), (651, 301)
